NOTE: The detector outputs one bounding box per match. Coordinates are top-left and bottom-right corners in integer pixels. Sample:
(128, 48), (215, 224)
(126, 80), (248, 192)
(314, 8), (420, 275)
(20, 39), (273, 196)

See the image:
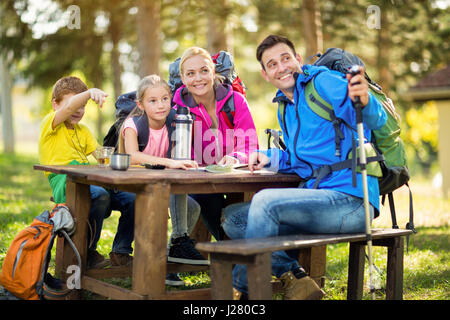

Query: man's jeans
(89, 186), (135, 255)
(222, 188), (374, 294)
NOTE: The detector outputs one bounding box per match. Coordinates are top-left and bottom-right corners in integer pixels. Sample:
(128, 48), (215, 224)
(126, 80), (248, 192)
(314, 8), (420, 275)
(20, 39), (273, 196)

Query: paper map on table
(186, 164), (276, 175)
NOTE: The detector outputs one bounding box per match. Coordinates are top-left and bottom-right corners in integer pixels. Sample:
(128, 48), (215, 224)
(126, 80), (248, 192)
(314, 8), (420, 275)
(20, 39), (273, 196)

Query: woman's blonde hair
(179, 47), (224, 86)
(118, 74), (171, 152)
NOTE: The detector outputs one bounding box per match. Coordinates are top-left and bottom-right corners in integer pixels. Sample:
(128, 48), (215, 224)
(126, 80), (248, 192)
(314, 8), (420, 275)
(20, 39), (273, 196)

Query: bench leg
(209, 252), (272, 300)
(210, 253), (233, 300)
(247, 253), (272, 300)
(298, 245), (327, 287)
(347, 242), (365, 300)
(385, 237), (404, 300)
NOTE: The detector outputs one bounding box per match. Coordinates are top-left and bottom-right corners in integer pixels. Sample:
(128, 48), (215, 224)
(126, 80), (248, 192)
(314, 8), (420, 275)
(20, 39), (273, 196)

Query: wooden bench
(196, 228), (413, 300)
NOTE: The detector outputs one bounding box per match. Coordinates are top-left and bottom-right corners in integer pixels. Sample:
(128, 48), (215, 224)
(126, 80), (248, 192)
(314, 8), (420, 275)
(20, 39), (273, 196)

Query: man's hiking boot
(165, 273), (185, 286)
(233, 288), (248, 300)
(87, 250), (110, 269)
(109, 252), (133, 267)
(280, 269), (325, 300)
(168, 234), (209, 265)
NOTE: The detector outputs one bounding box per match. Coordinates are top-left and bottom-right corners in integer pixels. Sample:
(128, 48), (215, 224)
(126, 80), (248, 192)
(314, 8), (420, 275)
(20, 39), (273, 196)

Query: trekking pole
(349, 65), (376, 300)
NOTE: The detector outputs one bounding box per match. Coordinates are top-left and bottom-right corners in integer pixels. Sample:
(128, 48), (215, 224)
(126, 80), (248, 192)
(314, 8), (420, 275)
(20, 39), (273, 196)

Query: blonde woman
(172, 47), (259, 240)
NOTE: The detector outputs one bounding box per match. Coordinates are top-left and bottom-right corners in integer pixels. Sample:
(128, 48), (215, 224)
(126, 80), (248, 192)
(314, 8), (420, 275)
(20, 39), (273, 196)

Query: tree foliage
(0, 0), (448, 171)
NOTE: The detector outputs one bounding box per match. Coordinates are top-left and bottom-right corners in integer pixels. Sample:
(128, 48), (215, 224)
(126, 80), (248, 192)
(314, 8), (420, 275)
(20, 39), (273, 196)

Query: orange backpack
(0, 204), (80, 300)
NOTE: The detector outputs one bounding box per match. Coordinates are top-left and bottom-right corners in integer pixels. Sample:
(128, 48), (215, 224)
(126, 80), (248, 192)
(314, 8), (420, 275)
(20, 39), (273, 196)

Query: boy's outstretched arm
(52, 88), (108, 129)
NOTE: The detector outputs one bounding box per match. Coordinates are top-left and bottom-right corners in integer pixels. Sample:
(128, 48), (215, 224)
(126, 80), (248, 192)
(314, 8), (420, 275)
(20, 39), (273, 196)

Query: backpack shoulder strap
(132, 115), (150, 152)
(304, 75), (334, 121)
(165, 109), (176, 158)
(273, 96), (289, 141)
(305, 74), (345, 157)
(221, 94), (235, 129)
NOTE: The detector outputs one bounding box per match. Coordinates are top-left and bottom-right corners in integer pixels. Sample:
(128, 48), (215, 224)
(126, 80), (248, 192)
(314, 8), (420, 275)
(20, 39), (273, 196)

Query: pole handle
(348, 65), (364, 124)
(354, 99), (363, 124)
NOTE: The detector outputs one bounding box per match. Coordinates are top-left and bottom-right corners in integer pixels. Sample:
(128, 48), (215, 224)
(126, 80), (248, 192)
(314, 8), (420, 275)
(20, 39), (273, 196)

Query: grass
(0, 152), (448, 300)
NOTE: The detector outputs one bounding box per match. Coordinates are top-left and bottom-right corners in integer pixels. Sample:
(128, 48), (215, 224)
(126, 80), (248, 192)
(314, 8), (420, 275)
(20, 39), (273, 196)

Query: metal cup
(110, 153), (130, 171)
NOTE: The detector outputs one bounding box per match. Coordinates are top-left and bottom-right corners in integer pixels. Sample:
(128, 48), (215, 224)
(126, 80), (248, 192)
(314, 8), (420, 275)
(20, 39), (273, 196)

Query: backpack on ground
(276, 48), (415, 232)
(0, 204), (81, 300)
(103, 51), (245, 150)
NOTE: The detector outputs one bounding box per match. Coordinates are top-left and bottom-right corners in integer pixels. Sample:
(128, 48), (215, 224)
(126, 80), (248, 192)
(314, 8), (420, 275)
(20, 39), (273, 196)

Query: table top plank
(33, 164), (303, 185)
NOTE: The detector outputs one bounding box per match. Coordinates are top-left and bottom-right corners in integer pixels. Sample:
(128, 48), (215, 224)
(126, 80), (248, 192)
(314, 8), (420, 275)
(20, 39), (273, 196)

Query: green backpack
(277, 64), (414, 232)
(302, 77), (409, 190)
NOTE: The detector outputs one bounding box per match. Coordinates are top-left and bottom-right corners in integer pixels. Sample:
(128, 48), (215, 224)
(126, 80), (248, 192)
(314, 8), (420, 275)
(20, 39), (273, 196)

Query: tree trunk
(137, 0), (161, 77)
(108, 2), (123, 100)
(302, 0), (323, 60)
(206, 0), (232, 54)
(91, 71), (104, 141)
(0, 53), (15, 154)
(377, 8), (392, 93)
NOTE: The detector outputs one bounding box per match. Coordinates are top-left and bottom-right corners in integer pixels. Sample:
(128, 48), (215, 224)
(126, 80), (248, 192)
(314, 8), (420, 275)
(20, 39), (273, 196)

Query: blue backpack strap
(273, 95), (290, 141)
(132, 109), (176, 155)
(132, 115), (149, 152)
(165, 109), (176, 158)
(221, 95), (235, 129)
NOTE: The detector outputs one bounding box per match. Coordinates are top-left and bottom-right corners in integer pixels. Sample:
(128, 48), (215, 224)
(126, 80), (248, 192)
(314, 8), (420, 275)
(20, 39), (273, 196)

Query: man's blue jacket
(263, 65), (387, 213)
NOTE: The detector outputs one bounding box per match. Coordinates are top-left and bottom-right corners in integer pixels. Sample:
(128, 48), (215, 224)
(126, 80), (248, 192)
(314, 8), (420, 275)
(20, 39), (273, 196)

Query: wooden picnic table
(33, 164), (302, 300)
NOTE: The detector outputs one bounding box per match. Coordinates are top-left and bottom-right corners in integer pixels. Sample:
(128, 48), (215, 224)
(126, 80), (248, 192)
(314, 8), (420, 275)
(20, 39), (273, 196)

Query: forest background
(0, 0), (448, 178)
(0, 0), (449, 301)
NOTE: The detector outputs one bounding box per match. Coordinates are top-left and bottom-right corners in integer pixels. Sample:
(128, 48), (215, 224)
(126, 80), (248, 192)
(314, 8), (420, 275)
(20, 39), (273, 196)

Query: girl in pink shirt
(121, 75), (209, 285)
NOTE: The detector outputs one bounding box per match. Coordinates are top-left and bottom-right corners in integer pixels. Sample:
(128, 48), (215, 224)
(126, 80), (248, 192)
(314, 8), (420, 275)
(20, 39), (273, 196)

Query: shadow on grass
(408, 226), (449, 252)
(323, 226), (449, 300)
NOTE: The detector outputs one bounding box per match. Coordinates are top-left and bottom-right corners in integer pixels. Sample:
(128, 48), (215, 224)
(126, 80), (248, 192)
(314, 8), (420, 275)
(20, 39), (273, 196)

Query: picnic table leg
(132, 183), (170, 299)
(190, 219), (211, 244)
(57, 178), (90, 299)
(385, 237), (405, 300)
(347, 242), (365, 300)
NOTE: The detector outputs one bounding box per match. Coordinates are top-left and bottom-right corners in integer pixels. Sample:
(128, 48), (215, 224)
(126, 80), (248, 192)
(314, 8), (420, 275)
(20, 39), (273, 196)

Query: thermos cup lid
(176, 106), (189, 115)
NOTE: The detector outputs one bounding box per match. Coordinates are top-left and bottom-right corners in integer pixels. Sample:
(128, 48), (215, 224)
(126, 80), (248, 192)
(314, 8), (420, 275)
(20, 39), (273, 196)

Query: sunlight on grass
(374, 180), (450, 229)
(0, 152), (448, 300)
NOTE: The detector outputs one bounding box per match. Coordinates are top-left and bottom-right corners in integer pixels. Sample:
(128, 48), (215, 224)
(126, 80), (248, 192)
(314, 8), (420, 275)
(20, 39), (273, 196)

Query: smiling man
(222, 35), (387, 300)
(258, 39), (302, 100)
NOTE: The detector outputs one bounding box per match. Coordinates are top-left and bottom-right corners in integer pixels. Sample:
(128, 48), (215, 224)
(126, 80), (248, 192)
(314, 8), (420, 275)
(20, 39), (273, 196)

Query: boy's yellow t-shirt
(39, 111), (98, 174)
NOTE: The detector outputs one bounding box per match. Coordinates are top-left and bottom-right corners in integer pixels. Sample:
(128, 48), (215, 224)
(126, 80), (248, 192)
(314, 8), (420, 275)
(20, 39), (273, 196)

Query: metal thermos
(172, 106), (193, 160)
